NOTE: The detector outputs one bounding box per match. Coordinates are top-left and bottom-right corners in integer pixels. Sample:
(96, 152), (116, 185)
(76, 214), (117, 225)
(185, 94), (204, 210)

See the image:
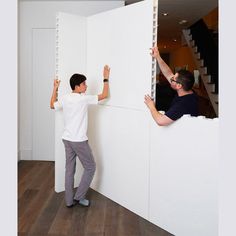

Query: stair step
(185, 29), (191, 35)
(182, 28), (218, 115)
(193, 46), (198, 53)
(196, 59), (204, 68)
(206, 83), (216, 93)
(197, 59), (204, 67)
(200, 67), (207, 75)
(190, 39), (195, 47)
(201, 75), (211, 83)
(207, 75), (212, 83)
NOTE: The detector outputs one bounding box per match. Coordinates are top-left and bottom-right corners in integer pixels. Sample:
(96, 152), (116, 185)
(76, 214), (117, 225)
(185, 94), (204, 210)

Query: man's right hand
(103, 65), (110, 80)
(54, 79), (60, 90)
(150, 46), (160, 59)
(50, 78), (60, 109)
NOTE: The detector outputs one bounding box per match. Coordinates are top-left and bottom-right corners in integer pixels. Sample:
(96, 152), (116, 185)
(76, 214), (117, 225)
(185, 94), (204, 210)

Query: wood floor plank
(84, 189), (107, 235)
(18, 161), (173, 236)
(104, 199), (123, 236)
(29, 191), (63, 234)
(18, 160), (35, 178)
(18, 161), (42, 198)
(48, 193), (73, 235)
(28, 161), (54, 190)
(138, 218), (174, 236)
(118, 206), (142, 236)
(18, 189), (39, 219)
(68, 200), (89, 235)
(18, 188), (53, 233)
(18, 233), (28, 236)
(18, 162), (54, 233)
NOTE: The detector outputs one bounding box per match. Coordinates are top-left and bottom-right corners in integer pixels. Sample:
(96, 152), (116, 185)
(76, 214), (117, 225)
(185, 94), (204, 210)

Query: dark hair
(69, 74), (86, 90)
(176, 69), (195, 91)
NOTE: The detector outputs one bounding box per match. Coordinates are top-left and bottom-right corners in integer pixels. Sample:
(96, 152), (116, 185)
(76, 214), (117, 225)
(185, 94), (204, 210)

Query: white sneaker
(77, 198), (90, 207)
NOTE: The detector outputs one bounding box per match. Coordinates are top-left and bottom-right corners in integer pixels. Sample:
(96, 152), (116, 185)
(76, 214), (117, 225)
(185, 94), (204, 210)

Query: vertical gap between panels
(151, 0), (158, 101)
(55, 14), (59, 100)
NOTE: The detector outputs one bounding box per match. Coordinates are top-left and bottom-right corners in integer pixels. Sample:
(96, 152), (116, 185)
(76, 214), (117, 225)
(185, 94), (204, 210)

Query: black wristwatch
(103, 79), (109, 82)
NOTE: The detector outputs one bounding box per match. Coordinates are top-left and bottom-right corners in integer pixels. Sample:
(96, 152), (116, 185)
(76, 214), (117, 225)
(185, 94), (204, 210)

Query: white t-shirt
(54, 93), (98, 142)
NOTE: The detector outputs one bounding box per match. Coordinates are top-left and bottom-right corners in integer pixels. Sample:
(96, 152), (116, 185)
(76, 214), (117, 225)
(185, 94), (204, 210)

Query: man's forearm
(98, 81), (109, 101)
(50, 88), (57, 109)
(102, 82), (109, 98)
(149, 107), (174, 126)
(156, 56), (174, 81)
(149, 107), (164, 125)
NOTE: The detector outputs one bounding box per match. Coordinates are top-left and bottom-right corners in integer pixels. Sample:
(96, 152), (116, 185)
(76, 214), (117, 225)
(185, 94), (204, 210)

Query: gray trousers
(62, 139), (96, 206)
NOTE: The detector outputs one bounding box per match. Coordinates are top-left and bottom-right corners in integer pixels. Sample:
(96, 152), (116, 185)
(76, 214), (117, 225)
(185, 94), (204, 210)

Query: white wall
(32, 28), (56, 161)
(88, 106), (150, 219)
(88, 112), (219, 236)
(0, 0), (17, 234)
(149, 115), (218, 236)
(19, 0), (124, 160)
(219, 3), (236, 236)
(86, 0), (153, 110)
(55, 0), (155, 220)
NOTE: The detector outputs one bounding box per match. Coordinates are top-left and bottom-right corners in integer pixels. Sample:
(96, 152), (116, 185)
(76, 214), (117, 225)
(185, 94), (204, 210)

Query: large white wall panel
(88, 106), (150, 219)
(149, 116), (219, 236)
(56, 12), (87, 94)
(87, 0), (154, 110)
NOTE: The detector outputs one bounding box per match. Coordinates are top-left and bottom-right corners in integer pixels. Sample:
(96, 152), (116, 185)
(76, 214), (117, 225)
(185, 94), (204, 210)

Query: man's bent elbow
(98, 93), (108, 101)
(155, 116), (173, 126)
(103, 94), (108, 99)
(156, 120), (166, 126)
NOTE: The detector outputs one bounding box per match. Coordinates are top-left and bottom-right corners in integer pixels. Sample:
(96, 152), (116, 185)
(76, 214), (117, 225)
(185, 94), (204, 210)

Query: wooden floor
(18, 161), (173, 236)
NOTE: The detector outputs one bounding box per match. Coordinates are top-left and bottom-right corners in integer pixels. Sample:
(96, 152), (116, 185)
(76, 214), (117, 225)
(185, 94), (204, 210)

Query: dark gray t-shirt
(165, 93), (198, 121)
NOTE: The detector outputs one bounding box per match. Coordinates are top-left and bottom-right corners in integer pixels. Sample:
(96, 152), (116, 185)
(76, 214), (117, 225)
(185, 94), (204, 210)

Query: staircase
(182, 25), (218, 116)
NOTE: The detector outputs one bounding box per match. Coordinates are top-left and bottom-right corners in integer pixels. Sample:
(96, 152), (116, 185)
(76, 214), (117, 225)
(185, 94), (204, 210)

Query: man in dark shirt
(144, 46), (198, 126)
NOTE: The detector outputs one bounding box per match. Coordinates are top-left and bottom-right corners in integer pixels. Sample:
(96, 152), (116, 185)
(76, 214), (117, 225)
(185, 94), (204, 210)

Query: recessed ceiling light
(179, 19), (188, 25)
(173, 39), (177, 42)
(162, 12), (168, 16)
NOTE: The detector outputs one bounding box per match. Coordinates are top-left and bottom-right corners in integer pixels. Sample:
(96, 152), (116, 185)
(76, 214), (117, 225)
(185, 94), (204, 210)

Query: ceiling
(126, 0), (218, 53)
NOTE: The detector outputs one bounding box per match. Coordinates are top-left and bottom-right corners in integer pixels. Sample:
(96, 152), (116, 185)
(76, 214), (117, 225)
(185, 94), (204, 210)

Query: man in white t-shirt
(50, 65), (110, 208)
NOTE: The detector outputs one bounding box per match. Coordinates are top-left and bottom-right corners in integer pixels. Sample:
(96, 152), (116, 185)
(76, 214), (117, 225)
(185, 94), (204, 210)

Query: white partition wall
(149, 116), (218, 236)
(88, 106), (150, 218)
(86, 2), (155, 218)
(86, 0), (154, 109)
(55, 0), (156, 221)
(55, 0), (219, 235)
